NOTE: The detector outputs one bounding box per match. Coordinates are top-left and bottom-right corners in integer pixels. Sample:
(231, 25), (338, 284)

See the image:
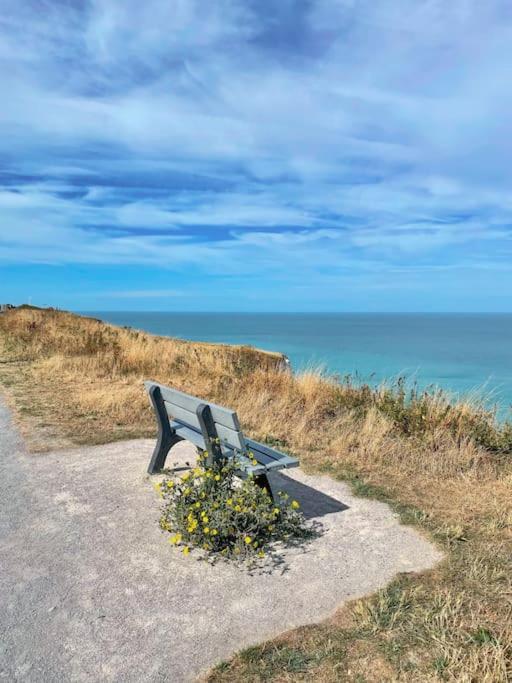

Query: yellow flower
(195, 502), (201, 508)
(258, 550), (265, 558)
(291, 500), (300, 510)
(204, 527), (210, 534)
(193, 467), (203, 477)
(169, 533), (182, 545)
(182, 546), (190, 556)
(273, 508), (280, 516)
(166, 480), (174, 489)
(211, 529), (218, 536)
(234, 505), (242, 512)
(244, 536), (252, 544)
(182, 472), (191, 481)
(251, 459), (258, 466)
(214, 474), (221, 481)
(226, 498), (233, 506)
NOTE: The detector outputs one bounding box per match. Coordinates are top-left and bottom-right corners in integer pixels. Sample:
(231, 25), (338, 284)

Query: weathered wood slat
(210, 423), (246, 451)
(170, 423), (264, 474)
(165, 403), (202, 431)
(171, 422), (206, 449)
(226, 442), (290, 471)
(165, 403), (245, 451)
(170, 424), (267, 475)
(236, 455), (267, 476)
(245, 437), (299, 469)
(145, 381), (240, 431)
(244, 447), (295, 470)
(220, 445), (268, 475)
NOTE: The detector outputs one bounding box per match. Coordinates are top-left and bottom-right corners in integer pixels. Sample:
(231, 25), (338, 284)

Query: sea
(84, 312), (512, 416)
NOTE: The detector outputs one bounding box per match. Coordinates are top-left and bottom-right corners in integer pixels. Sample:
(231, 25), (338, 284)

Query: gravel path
(0, 397), (442, 682)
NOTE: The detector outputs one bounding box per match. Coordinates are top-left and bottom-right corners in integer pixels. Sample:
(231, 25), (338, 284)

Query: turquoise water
(84, 312), (512, 414)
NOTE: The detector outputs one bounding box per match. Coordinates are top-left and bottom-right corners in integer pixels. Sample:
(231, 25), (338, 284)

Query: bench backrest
(144, 381), (246, 451)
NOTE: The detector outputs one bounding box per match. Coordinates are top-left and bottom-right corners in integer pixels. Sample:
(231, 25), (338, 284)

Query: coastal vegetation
(158, 454), (311, 563)
(0, 307), (511, 681)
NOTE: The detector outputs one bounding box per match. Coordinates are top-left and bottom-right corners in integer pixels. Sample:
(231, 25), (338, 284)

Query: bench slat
(170, 423), (267, 476)
(171, 422), (206, 450)
(166, 403), (202, 431)
(226, 449), (267, 476)
(146, 381), (240, 431)
(246, 447), (297, 470)
(251, 455), (289, 471)
(225, 443), (293, 471)
(245, 437), (299, 469)
(166, 403), (245, 451)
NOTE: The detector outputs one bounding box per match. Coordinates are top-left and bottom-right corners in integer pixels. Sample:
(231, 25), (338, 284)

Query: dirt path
(0, 398), (442, 682)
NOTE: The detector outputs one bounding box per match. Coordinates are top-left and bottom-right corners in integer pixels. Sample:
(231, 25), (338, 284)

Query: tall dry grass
(0, 307), (511, 681)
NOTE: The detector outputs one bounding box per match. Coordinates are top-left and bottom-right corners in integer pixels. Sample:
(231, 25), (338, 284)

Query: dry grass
(1, 307), (511, 682)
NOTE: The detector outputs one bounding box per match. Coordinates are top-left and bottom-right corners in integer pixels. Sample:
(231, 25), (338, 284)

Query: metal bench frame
(145, 381), (299, 498)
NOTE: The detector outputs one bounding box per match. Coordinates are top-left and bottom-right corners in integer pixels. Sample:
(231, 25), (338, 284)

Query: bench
(144, 381), (299, 498)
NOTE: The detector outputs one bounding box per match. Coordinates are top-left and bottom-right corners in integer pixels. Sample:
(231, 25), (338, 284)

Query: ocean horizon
(83, 312), (512, 416)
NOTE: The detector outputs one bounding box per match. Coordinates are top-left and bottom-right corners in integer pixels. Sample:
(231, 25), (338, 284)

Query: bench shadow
(268, 471), (349, 520)
(242, 471), (351, 575)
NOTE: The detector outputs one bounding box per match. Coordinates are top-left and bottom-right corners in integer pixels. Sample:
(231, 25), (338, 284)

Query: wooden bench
(144, 381), (299, 498)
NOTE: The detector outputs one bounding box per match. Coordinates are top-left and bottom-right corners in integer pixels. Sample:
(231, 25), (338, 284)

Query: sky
(1, 0), (512, 312)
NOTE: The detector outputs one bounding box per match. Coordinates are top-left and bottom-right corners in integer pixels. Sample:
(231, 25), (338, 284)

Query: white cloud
(1, 0), (512, 290)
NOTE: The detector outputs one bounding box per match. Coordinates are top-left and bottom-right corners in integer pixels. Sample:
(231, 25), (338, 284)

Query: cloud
(1, 0), (512, 305)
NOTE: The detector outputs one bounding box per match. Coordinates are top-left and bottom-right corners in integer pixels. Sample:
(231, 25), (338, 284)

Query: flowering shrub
(156, 452), (312, 562)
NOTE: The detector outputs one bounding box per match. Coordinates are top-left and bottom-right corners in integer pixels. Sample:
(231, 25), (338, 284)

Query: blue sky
(1, 0), (512, 311)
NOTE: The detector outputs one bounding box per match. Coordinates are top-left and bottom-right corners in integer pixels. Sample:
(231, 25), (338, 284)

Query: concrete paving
(0, 397), (442, 682)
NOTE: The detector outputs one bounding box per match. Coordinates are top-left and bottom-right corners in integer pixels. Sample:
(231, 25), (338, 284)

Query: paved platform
(0, 398), (442, 682)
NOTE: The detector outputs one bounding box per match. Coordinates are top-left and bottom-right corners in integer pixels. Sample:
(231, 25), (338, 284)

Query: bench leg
(254, 473), (276, 500)
(148, 432), (183, 474)
(147, 385), (182, 474)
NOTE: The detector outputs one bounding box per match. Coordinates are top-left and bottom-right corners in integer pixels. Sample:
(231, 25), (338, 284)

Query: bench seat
(171, 420), (298, 476)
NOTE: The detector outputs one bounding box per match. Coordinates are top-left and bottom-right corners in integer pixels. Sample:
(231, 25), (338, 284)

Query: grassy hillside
(0, 307), (511, 681)
(0, 308), (287, 449)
